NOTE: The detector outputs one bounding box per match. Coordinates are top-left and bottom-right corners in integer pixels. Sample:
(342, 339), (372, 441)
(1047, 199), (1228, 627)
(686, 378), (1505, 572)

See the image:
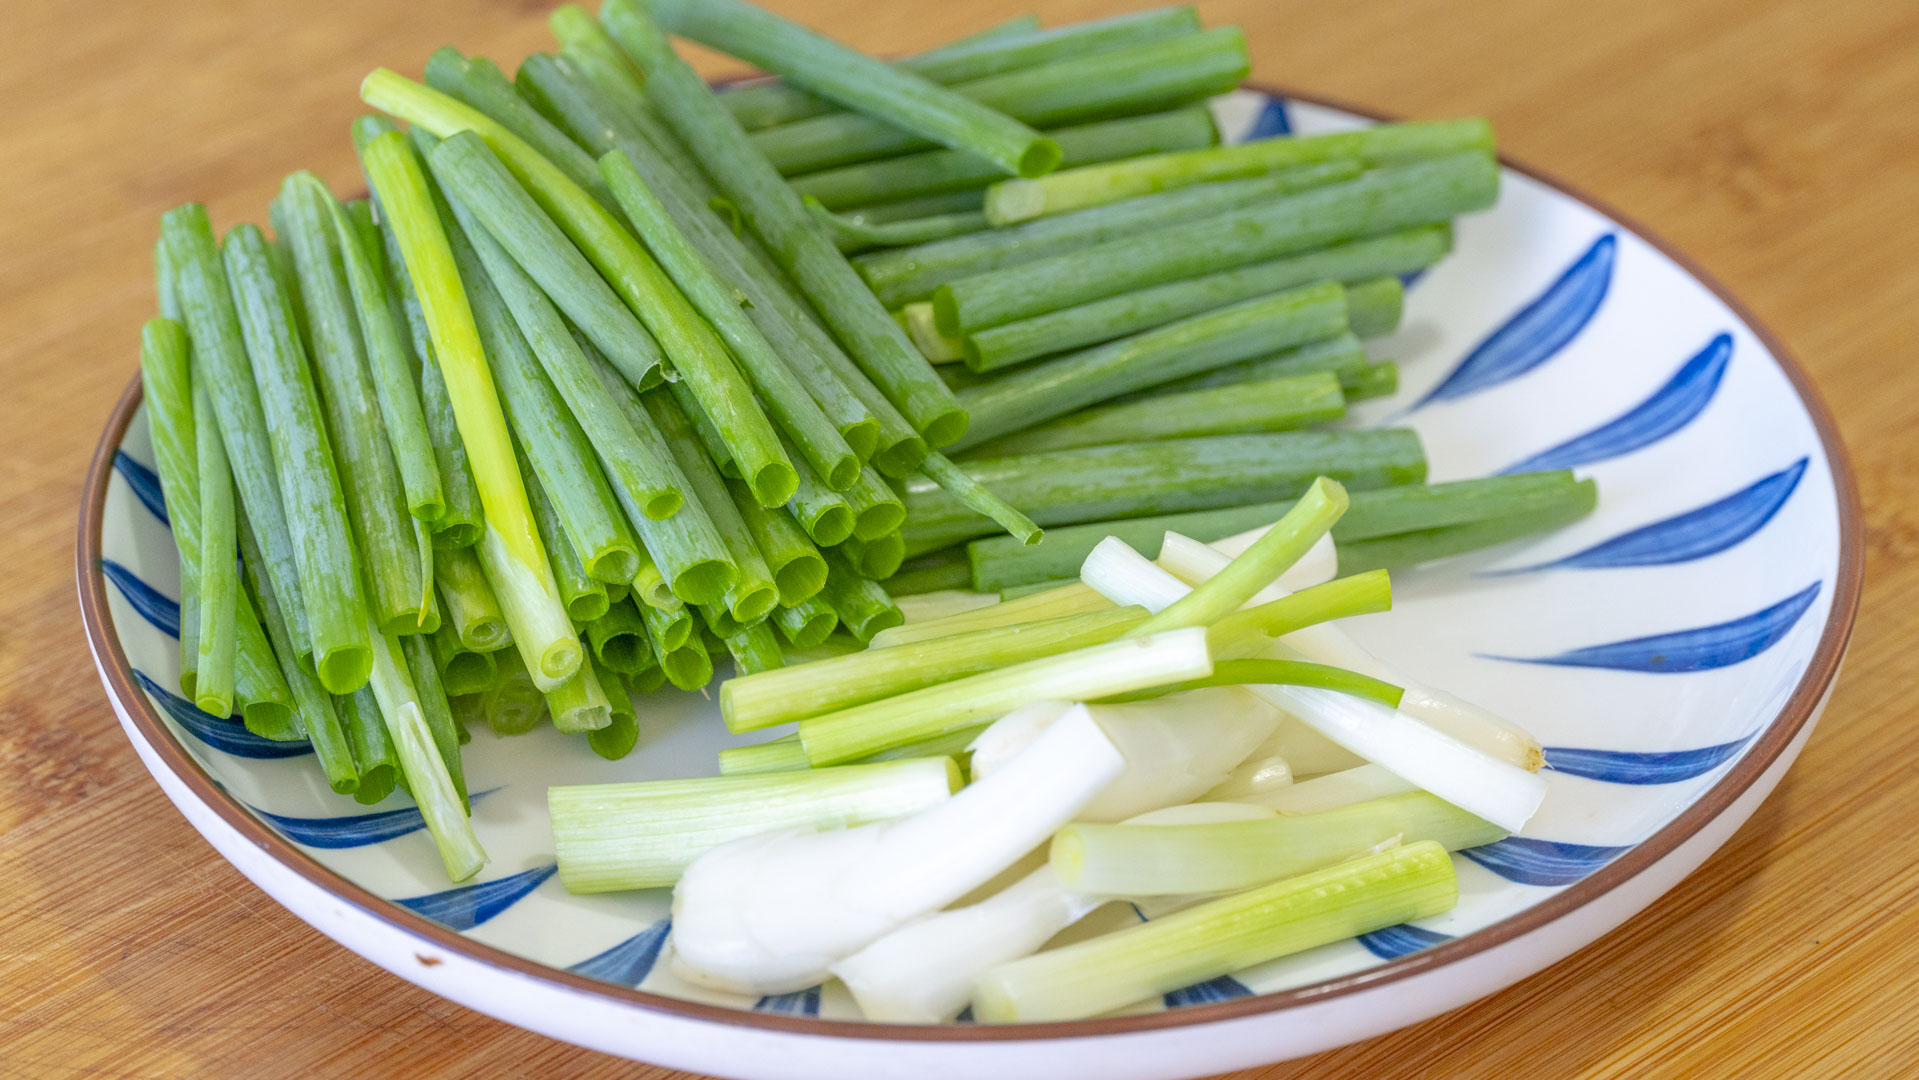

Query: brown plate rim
(76, 83), (1864, 1044)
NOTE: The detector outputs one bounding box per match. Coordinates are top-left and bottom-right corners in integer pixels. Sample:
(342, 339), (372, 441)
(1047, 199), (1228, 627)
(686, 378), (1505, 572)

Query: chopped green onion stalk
(237, 514), (358, 793)
(339, 687), (400, 805)
(585, 600), (654, 676)
(643, 390), (779, 623)
(140, 316), (204, 696)
(884, 550), (974, 596)
(399, 631), (469, 808)
(724, 478), (827, 605)
(1135, 477), (1347, 635)
(551, 756), (960, 894)
(985, 116), (1497, 225)
(483, 654), (547, 735)
(586, 656), (641, 760)
(773, 593), (840, 650)
(365, 624), (484, 879)
(838, 530), (908, 580)
(659, 632), (716, 691)
(811, 200), (989, 252)
(545, 652), (615, 734)
(868, 581), (1111, 648)
(1126, 332), (1365, 403)
(842, 463), (907, 542)
(964, 373), (1346, 459)
(818, 550), (905, 644)
(434, 543), (510, 652)
(900, 301), (964, 363)
(974, 841), (1457, 1022)
(190, 382), (238, 718)
(722, 622), (787, 677)
(715, 736), (813, 776)
(430, 621), (498, 697)
(786, 452), (858, 547)
(516, 446), (609, 624)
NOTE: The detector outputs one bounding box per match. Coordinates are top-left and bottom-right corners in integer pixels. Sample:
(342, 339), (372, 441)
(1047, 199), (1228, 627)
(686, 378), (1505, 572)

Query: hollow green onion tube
(434, 544), (510, 652)
(904, 302), (966, 364)
(940, 152), (1499, 336)
(726, 478), (827, 606)
(399, 630), (471, 809)
(1058, 791), (1502, 897)
(339, 688), (400, 806)
(550, 757), (961, 893)
(369, 626), (484, 880)
(139, 317), (204, 695)
(600, 149), (860, 491)
(902, 429), (1427, 555)
(161, 207), (313, 657)
(785, 451), (859, 548)
(916, 451), (1040, 545)
(810, 202), (990, 252)
(424, 47), (613, 207)
(439, 198), (644, 588)
(1335, 479), (1600, 573)
(870, 583), (1111, 649)
(643, 390), (778, 624)
(277, 175), (430, 636)
(222, 224), (372, 693)
(1345, 276), (1405, 338)
(716, 736), (812, 776)
(484, 654), (547, 734)
(545, 653), (615, 734)
(773, 593), (841, 650)
(859, 163), (1358, 309)
(987, 116), (1498, 225)
(1133, 333), (1367, 402)
(600, 3), (969, 450)
(238, 512), (358, 792)
(585, 600), (653, 676)
(358, 129), (579, 689)
(842, 463), (908, 542)
(951, 281), (1350, 452)
(659, 632), (715, 692)
(586, 655), (641, 760)
(838, 531), (908, 580)
(965, 225), (1449, 370)
(819, 549), (906, 644)
(327, 189), (444, 524)
(722, 622), (787, 677)
(430, 621), (498, 697)
(965, 373), (1347, 459)
(722, 605), (1147, 733)
(519, 55), (886, 463)
(718, 9), (1190, 130)
(364, 75), (799, 505)
(884, 550), (974, 596)
(648, 0), (1059, 179)
(517, 446), (609, 625)
(1135, 476), (1347, 635)
(749, 26), (1245, 176)
(797, 625), (1212, 766)
(797, 106), (1220, 215)
(190, 383), (238, 718)
(844, 190), (986, 224)
(974, 841), (1456, 1023)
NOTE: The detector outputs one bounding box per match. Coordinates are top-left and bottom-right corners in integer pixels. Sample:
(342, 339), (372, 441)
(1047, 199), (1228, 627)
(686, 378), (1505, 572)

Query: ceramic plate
(78, 88), (1861, 1080)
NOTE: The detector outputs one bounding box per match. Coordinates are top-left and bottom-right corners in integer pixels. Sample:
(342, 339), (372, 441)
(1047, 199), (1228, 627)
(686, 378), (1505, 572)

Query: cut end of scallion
(1017, 138), (1065, 180)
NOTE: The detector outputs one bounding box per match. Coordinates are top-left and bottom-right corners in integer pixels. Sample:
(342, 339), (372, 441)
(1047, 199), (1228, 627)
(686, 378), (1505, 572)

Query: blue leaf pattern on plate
(754, 986), (823, 1016)
(1543, 739), (1752, 784)
(1415, 233), (1616, 407)
(1243, 97), (1291, 139)
(1461, 837), (1634, 886)
(1486, 580), (1821, 673)
(1500, 332), (1733, 474)
(101, 559), (180, 638)
(133, 669), (312, 759)
(1164, 975), (1253, 1008)
(396, 864), (558, 931)
(114, 451), (170, 526)
(250, 789), (499, 848)
(568, 918), (672, 986)
(1507, 457), (1806, 572)
(1358, 923), (1453, 960)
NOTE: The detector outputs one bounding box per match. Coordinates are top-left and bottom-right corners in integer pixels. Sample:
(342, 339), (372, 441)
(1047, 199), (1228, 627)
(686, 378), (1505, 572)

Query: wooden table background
(3, 0), (1916, 1076)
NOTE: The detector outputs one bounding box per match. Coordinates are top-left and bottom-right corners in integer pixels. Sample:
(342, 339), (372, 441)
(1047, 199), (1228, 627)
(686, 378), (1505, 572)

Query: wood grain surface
(4, 0), (1915, 1076)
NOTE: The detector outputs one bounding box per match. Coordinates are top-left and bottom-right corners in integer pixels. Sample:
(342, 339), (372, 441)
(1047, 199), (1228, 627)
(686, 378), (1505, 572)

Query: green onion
(659, 632), (715, 691)
(238, 513), (358, 793)
(903, 430), (1427, 555)
(869, 582), (1111, 648)
(483, 653), (547, 734)
(948, 282), (1350, 452)
(600, 2), (969, 449)
(843, 463), (908, 542)
(636, 592), (694, 655)
(643, 390), (778, 623)
(434, 543), (510, 652)
(139, 316), (204, 696)
(1055, 791), (1503, 896)
(400, 630), (471, 809)
(841, 190), (985, 223)
(1134, 476), (1347, 635)
(717, 9), (1191, 130)
(585, 655), (641, 760)
(773, 593), (841, 649)
(600, 149), (859, 490)
(838, 530), (908, 579)
(747, 27), (1245, 175)
(358, 128), (581, 690)
(723, 605), (1147, 733)
(550, 756), (960, 893)
(1109, 656), (1404, 708)
(939, 152), (1499, 335)
(785, 448), (858, 547)
(585, 600), (654, 676)
(161, 208), (314, 659)
(190, 383), (239, 718)
(223, 224), (372, 693)
(884, 550), (973, 596)
(916, 450), (1041, 545)
(367, 75), (798, 506)
(339, 688), (400, 805)
(1336, 479), (1600, 573)
(430, 621), (498, 697)
(277, 175), (431, 635)
(516, 445), (608, 624)
(797, 625), (1211, 766)
(630, 665), (669, 695)
(900, 302), (965, 363)
(819, 549), (906, 643)
(727, 477), (827, 605)
(651, 0), (1060, 178)
(1130, 332), (1366, 402)
(425, 47), (614, 206)
(796, 106), (1220, 214)
(986, 116), (1497, 224)
(963, 225), (1448, 370)
(963, 372), (1346, 458)
(716, 736), (812, 776)
(368, 625), (484, 880)
(545, 652), (615, 734)
(722, 621), (787, 677)
(808, 201), (989, 252)
(973, 841), (1457, 1022)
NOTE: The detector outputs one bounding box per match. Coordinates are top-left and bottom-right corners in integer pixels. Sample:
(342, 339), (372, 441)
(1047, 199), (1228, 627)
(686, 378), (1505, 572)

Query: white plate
(78, 89), (1861, 1079)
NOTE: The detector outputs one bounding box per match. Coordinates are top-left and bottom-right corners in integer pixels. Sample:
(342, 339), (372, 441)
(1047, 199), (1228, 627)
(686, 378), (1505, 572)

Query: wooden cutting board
(3, 0), (1915, 1076)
